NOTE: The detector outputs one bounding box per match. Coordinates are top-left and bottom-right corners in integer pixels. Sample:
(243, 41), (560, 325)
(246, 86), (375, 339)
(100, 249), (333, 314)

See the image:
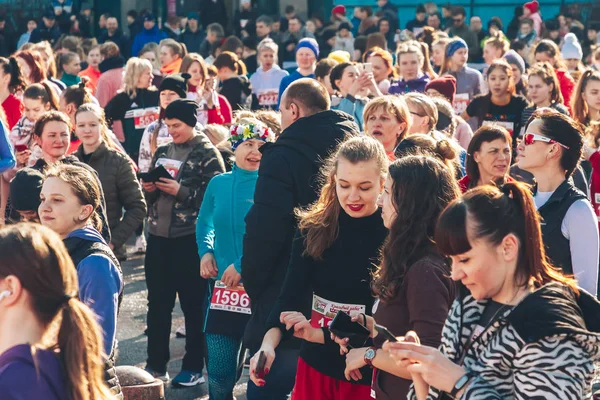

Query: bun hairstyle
(0, 57), (26, 93)
(435, 181), (579, 293)
(213, 51), (247, 75)
(159, 38), (187, 60)
(62, 77), (93, 108)
(372, 155), (460, 301)
(394, 133), (458, 176)
(484, 31), (510, 56)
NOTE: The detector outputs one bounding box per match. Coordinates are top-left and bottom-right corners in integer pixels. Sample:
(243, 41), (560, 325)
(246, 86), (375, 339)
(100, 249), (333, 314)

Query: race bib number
(453, 93), (470, 115)
(310, 294), (366, 329)
(133, 107), (160, 129)
(209, 281), (251, 315)
(482, 120), (515, 136)
(155, 158), (183, 178)
(258, 90), (279, 106)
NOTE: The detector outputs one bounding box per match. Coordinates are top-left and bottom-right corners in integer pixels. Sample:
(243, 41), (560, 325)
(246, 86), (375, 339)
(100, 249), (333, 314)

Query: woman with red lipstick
(248, 136), (389, 400)
(363, 96), (411, 160)
(462, 59), (528, 146)
(458, 125), (513, 193)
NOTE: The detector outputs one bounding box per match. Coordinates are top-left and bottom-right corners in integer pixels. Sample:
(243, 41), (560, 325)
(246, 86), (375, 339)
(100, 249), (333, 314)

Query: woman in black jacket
(213, 52), (251, 111)
(74, 103), (146, 261)
(248, 136), (389, 400)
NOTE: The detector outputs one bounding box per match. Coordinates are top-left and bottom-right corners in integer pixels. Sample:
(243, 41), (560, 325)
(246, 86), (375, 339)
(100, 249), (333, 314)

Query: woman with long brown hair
(570, 69), (600, 126)
(0, 223), (114, 399)
(333, 155), (459, 400)
(384, 181), (600, 399)
(533, 39), (575, 112)
(248, 136), (389, 400)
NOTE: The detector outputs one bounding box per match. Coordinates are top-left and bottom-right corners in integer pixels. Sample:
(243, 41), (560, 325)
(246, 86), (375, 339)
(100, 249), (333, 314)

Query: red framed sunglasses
(523, 133), (570, 149)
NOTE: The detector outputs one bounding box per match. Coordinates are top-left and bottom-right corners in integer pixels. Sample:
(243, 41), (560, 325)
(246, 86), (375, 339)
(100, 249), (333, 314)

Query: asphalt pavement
(116, 250), (249, 400)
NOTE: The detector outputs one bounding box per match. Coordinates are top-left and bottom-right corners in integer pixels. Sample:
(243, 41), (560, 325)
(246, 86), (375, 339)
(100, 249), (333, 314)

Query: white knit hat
(561, 33), (582, 60)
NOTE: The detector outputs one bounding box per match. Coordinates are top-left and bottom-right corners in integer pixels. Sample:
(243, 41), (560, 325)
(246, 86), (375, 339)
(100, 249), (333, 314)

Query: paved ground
(116, 250), (249, 400)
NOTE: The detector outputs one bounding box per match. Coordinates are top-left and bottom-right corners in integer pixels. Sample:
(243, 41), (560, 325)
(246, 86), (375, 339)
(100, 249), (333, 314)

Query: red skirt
(291, 357), (372, 400)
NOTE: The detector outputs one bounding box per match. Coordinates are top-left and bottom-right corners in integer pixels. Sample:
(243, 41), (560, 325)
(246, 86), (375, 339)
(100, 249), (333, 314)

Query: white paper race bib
(209, 281), (251, 314)
(310, 294), (366, 329)
(482, 120), (515, 136)
(453, 93), (470, 115)
(132, 107), (160, 129)
(155, 158), (183, 178)
(257, 90), (279, 106)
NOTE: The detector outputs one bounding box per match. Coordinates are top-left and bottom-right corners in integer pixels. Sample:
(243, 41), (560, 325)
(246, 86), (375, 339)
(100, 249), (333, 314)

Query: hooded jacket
(241, 110), (359, 350)
(131, 25), (167, 58)
(409, 283), (600, 399)
(144, 133), (226, 238)
(388, 74), (431, 95)
(0, 345), (66, 399)
(75, 142), (147, 249)
(63, 227), (123, 357)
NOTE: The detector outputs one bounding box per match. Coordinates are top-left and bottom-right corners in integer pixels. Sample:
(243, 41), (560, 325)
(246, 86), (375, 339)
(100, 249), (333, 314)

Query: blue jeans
(246, 347), (298, 400)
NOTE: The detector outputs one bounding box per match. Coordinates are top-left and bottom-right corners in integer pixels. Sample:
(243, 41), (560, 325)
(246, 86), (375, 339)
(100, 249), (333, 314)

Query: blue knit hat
(296, 38), (319, 59)
(446, 38), (468, 57)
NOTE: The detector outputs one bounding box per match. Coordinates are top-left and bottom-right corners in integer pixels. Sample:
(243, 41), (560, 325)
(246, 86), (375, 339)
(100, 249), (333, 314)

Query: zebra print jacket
(410, 282), (600, 400)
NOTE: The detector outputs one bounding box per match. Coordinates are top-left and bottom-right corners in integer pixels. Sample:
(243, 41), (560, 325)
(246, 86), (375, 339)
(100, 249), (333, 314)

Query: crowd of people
(0, 0), (600, 399)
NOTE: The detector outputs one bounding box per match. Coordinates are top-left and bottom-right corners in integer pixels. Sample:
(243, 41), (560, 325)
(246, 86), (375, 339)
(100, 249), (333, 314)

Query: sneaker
(135, 235), (147, 254)
(175, 325), (186, 338)
(172, 370), (205, 387)
(144, 366), (170, 383)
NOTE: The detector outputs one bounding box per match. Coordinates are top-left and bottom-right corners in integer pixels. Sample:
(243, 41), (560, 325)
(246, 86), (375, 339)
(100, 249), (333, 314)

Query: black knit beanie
(10, 168), (44, 212)
(164, 99), (198, 127)
(159, 73), (190, 99)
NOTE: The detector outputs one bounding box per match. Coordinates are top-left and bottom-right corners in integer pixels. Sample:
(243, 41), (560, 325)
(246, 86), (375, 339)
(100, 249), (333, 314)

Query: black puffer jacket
(241, 110), (359, 351)
(75, 142), (146, 249)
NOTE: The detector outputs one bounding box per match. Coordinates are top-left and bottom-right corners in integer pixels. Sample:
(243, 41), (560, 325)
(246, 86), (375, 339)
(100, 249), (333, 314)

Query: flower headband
(229, 123), (274, 150)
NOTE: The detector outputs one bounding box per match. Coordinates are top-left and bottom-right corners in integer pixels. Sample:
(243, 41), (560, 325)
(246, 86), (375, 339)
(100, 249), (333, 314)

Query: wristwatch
(364, 346), (377, 367)
(449, 371), (473, 398)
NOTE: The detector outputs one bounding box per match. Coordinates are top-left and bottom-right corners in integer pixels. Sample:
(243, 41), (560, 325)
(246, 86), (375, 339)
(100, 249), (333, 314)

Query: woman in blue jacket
(197, 118), (274, 400)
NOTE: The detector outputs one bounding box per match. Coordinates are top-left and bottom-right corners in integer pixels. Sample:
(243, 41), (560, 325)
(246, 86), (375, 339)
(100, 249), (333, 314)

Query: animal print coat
(410, 282), (600, 399)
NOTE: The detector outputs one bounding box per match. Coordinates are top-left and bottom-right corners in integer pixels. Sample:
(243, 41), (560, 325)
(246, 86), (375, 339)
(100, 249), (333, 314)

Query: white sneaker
(135, 235), (147, 254)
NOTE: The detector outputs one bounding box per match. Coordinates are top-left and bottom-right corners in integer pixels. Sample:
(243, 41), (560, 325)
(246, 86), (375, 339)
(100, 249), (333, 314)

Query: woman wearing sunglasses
(517, 109), (598, 296)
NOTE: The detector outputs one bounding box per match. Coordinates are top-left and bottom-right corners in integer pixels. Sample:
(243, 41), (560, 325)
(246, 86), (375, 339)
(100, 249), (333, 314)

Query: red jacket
(589, 152), (600, 226)
(555, 69), (575, 113)
(2, 94), (23, 130)
(458, 174), (513, 193)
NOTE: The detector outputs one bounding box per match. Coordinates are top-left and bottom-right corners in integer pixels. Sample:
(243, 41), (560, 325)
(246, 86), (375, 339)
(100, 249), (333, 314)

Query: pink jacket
(96, 67), (124, 108)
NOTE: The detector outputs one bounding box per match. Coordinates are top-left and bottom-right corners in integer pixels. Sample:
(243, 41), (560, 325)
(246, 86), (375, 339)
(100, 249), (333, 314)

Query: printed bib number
(258, 90), (279, 106)
(482, 120), (515, 136)
(133, 107), (160, 129)
(155, 158), (183, 178)
(310, 294), (366, 329)
(453, 93), (470, 115)
(209, 281), (251, 314)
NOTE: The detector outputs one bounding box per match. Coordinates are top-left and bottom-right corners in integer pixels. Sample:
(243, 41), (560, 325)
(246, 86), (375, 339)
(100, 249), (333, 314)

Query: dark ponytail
(63, 77), (93, 109)
(436, 181), (579, 293)
(0, 57), (26, 93)
(24, 82), (59, 111)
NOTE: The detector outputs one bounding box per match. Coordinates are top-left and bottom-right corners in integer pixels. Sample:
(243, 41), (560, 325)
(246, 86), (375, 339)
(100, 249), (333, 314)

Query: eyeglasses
(523, 133), (570, 149)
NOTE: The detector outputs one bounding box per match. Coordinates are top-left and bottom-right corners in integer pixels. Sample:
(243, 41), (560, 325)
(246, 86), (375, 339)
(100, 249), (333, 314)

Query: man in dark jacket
(98, 17), (131, 59)
(241, 78), (359, 397)
(30, 11), (61, 46)
(199, 0), (228, 34)
(180, 12), (204, 54)
(448, 7), (479, 62)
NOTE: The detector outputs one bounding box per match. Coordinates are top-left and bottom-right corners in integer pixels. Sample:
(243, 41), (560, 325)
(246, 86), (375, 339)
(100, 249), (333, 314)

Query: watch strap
(363, 346), (377, 366)
(449, 371), (473, 397)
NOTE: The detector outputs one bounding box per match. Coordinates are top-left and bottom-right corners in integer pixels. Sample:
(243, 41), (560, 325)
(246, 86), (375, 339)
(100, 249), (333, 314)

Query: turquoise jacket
(331, 95), (367, 131)
(196, 164), (257, 278)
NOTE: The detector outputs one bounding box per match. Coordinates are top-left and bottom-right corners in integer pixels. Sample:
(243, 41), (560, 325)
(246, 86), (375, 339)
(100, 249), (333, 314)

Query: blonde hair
(257, 38), (279, 65)
(122, 57), (153, 98)
(75, 103), (120, 151)
(405, 92), (438, 132)
(484, 33), (510, 56)
(203, 124), (230, 145)
(363, 96), (412, 147)
(159, 38), (186, 60)
(396, 42), (425, 76)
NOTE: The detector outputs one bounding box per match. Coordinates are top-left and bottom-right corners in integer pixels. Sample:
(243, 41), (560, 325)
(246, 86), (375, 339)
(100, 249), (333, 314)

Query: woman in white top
(517, 108), (598, 295)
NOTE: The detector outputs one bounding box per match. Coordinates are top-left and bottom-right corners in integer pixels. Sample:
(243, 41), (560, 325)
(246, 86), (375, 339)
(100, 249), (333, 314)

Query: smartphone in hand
(256, 350), (267, 380)
(374, 324), (398, 342)
(329, 311), (370, 349)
